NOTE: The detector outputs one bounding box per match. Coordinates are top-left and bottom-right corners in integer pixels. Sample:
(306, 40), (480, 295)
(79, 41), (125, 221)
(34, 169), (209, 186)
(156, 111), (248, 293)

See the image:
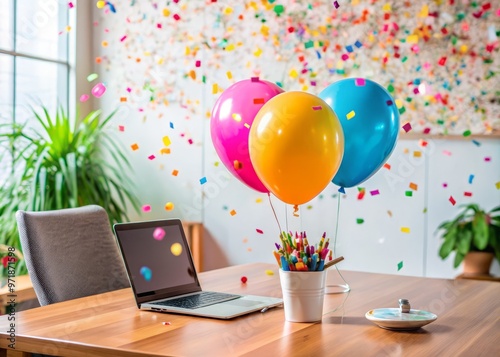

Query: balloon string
(292, 204), (299, 217)
(267, 193), (283, 236)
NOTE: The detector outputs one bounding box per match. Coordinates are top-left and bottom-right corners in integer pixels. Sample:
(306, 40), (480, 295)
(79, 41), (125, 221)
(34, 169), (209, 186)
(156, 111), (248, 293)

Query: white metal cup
(279, 269), (327, 322)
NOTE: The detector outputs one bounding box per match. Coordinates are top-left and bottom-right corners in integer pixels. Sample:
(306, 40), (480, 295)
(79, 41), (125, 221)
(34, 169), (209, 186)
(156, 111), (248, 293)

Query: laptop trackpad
(225, 299), (262, 307)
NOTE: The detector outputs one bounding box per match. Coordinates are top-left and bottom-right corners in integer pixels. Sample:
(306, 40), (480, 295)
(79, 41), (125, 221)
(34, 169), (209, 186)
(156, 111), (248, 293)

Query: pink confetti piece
(256, 229), (264, 234)
(188, 138), (193, 145)
(79, 94), (89, 102)
(355, 78), (365, 86)
(402, 123), (412, 133)
(142, 205), (151, 212)
(91, 83), (106, 98)
(148, 155), (156, 160)
(443, 183), (448, 188)
(442, 150), (452, 156)
(173, 14), (181, 21)
(68, 2), (74, 8)
(484, 157), (491, 162)
(126, 87), (132, 93)
(423, 128), (431, 134)
(449, 196), (456, 206)
(341, 53), (349, 61)
(195, 60), (201, 67)
(251, 77), (260, 82)
(157, 23), (162, 29)
(118, 125), (125, 132)
(370, 190), (380, 196)
(153, 227), (166, 241)
(312, 106), (322, 110)
(120, 35), (127, 42)
(333, 1), (340, 9)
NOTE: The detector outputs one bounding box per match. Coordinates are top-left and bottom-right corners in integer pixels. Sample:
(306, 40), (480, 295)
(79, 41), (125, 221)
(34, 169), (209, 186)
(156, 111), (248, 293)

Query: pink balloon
(211, 78), (284, 193)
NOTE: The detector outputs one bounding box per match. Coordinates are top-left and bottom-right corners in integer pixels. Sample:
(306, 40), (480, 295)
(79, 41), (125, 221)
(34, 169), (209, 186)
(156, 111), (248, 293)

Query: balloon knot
(293, 204), (299, 217)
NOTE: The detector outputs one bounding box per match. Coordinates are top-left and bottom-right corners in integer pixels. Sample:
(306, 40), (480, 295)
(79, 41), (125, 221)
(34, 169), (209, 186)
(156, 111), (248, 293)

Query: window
(0, 0), (71, 126)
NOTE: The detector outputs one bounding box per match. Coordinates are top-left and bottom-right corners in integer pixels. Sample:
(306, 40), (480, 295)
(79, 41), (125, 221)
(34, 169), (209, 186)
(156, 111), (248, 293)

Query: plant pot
(462, 251), (494, 276)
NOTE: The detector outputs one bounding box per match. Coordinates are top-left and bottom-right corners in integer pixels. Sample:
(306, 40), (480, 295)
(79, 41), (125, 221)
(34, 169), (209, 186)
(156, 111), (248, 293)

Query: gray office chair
(16, 205), (130, 306)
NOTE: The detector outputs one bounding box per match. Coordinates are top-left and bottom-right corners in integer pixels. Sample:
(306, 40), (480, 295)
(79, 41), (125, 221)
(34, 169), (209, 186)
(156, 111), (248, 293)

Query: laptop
(113, 218), (283, 319)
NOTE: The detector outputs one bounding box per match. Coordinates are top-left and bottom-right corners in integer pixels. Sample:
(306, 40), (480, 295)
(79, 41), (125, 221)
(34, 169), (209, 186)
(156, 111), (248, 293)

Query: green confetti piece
(463, 130), (471, 137)
(401, 56), (408, 63)
(398, 106), (406, 115)
(202, 75), (206, 84)
(273, 4), (285, 15)
(387, 84), (395, 93)
(86, 73), (98, 82)
(423, 207), (428, 213)
(397, 261), (403, 271)
(304, 40), (314, 49)
(356, 218), (364, 224)
(405, 191), (413, 197)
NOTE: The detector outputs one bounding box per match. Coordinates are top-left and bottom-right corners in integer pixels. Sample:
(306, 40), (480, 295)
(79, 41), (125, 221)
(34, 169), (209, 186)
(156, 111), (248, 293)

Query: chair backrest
(16, 205), (130, 306)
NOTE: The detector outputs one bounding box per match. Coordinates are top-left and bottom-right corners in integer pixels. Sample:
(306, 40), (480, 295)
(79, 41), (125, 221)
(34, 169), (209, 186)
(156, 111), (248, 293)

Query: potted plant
(438, 203), (500, 276)
(0, 106), (140, 278)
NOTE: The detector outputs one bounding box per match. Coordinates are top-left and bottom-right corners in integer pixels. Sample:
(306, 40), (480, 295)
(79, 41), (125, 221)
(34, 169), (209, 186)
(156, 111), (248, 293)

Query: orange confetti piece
(188, 70), (196, 80)
(160, 148), (171, 154)
(384, 163), (391, 170)
(120, 97), (127, 102)
(164, 202), (174, 211)
(413, 151), (422, 158)
(230, 209), (237, 216)
(130, 143), (139, 151)
(172, 169), (179, 176)
(409, 182), (418, 191)
(233, 160), (242, 170)
(253, 98), (265, 104)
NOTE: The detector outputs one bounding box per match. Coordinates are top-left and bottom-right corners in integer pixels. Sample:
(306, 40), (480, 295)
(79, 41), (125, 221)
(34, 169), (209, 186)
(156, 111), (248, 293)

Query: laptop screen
(114, 219), (201, 305)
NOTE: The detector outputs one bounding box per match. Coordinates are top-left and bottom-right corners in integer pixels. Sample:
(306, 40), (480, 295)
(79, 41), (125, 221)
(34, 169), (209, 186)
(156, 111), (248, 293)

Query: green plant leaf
(457, 230), (472, 255)
(439, 233), (456, 259)
(472, 212), (488, 250)
(453, 252), (465, 268)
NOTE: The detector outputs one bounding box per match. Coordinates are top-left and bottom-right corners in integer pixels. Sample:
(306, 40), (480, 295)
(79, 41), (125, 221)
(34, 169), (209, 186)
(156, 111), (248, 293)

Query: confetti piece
(442, 150), (452, 156)
(131, 143), (139, 151)
(346, 110), (355, 120)
(68, 2), (74, 8)
(484, 157), (491, 162)
(162, 322), (171, 326)
(118, 125), (124, 132)
(449, 196), (456, 206)
(401, 227), (410, 233)
(120, 35), (127, 42)
(170, 243), (182, 256)
(142, 205), (151, 212)
(230, 209), (237, 216)
(153, 227), (166, 241)
(333, 1), (340, 9)
(383, 163), (391, 170)
(355, 78), (365, 86)
(265, 270), (274, 276)
(464, 192), (472, 197)
(171, 170), (179, 177)
(405, 191), (413, 197)
(140, 266), (152, 281)
(409, 182), (418, 191)
(148, 155), (156, 160)
(243, 123), (250, 129)
(256, 198), (263, 203)
(438, 57), (447, 66)
(402, 123), (412, 133)
(443, 183), (448, 188)
(386, 100), (393, 106)
(79, 94), (89, 102)
(256, 229), (264, 234)
(370, 190), (380, 196)
(86, 73), (98, 82)
(162, 136), (171, 147)
(397, 261), (403, 271)
(253, 98), (265, 104)
(226, 71), (233, 79)
(160, 148), (170, 155)
(212, 84), (218, 94)
(387, 210), (393, 217)
(91, 83), (106, 98)
(251, 77), (259, 82)
(356, 218), (364, 224)
(496, 182), (500, 190)
(468, 175), (474, 184)
(241, 276), (248, 283)
(312, 106), (322, 111)
(419, 140), (428, 147)
(200, 177), (207, 185)
(413, 151), (422, 158)
(195, 60), (201, 67)
(233, 160), (242, 170)
(96, 1), (105, 9)
(462, 130), (471, 137)
(173, 14), (180, 21)
(338, 187), (346, 194)
(164, 202), (174, 211)
(472, 140), (481, 147)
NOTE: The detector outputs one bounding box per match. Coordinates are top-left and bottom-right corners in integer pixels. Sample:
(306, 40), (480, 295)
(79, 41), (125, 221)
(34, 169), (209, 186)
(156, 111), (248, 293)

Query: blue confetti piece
(345, 45), (354, 53)
(169, 122), (174, 129)
(315, 50), (321, 59)
(354, 40), (362, 48)
(200, 177), (207, 185)
(106, 1), (117, 13)
(468, 174), (474, 184)
(472, 140), (481, 146)
(338, 187), (346, 194)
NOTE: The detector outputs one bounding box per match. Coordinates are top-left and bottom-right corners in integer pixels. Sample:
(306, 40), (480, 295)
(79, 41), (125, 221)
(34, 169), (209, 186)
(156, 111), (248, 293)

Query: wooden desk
(0, 263), (498, 356)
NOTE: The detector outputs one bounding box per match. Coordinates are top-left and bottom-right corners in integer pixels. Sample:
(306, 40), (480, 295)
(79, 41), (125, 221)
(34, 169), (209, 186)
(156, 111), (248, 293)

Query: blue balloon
(319, 78), (399, 188)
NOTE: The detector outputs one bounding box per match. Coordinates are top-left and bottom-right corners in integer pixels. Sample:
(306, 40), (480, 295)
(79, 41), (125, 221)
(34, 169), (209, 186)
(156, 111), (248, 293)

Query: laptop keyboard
(156, 291), (241, 309)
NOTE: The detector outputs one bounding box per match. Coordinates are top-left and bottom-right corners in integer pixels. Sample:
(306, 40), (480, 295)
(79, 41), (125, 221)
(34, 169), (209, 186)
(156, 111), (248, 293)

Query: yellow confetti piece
(226, 71), (233, 80)
(162, 8), (170, 16)
(96, 1), (105, 9)
(165, 202), (174, 211)
(212, 84), (218, 94)
(243, 123), (250, 129)
(289, 69), (298, 79)
(346, 110), (356, 120)
(395, 99), (403, 109)
(230, 209), (237, 216)
(170, 242), (182, 256)
(459, 45), (468, 54)
(65, 26), (71, 32)
(130, 143), (139, 151)
(419, 4), (429, 17)
(413, 151), (422, 158)
(232, 113), (242, 122)
(401, 227), (410, 233)
(496, 181), (500, 189)
(406, 35), (418, 44)
(382, 3), (391, 12)
(253, 47), (263, 57)
(162, 136), (171, 147)
(409, 182), (418, 191)
(255, 198), (263, 203)
(260, 25), (269, 36)
(172, 169), (179, 176)
(223, 6), (233, 15)
(225, 43), (235, 51)
(265, 270), (274, 276)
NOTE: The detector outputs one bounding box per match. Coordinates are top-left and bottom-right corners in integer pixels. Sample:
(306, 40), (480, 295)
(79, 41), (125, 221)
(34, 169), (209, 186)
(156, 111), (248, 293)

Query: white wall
(89, 2), (500, 279)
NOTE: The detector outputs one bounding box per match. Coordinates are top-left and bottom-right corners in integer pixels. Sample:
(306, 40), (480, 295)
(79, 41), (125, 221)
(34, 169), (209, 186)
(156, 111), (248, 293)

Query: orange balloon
(249, 92), (344, 205)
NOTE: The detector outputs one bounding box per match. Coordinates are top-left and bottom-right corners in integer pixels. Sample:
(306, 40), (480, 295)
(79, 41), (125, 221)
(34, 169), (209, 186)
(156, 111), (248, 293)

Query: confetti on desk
(397, 261), (403, 271)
